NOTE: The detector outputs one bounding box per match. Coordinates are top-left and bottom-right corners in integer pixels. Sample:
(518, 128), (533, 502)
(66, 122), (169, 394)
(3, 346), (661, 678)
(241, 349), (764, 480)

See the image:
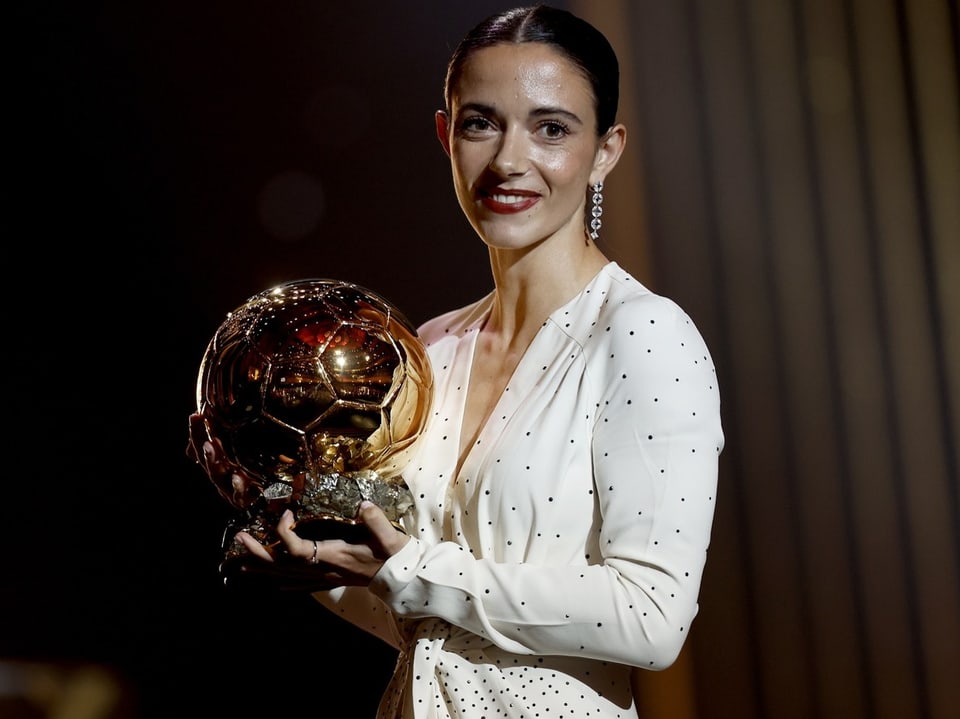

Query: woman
(189, 6), (723, 717)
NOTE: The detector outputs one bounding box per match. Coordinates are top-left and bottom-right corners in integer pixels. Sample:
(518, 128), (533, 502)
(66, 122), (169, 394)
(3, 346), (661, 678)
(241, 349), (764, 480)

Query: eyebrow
(531, 106), (584, 126)
(457, 102), (584, 126)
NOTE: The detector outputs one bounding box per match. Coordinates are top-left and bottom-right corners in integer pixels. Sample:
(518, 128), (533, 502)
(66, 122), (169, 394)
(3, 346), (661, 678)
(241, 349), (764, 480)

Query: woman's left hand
(225, 502), (411, 591)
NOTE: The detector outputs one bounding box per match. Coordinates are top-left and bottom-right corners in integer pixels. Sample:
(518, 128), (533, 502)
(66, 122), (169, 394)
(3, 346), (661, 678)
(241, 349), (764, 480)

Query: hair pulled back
(443, 5), (620, 136)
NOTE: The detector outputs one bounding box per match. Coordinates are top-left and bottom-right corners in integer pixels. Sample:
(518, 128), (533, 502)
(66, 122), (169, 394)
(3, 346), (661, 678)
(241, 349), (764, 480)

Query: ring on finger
(308, 539), (319, 564)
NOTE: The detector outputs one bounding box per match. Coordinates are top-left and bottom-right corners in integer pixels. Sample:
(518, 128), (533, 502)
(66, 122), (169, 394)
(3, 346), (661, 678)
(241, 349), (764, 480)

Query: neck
(484, 239), (609, 339)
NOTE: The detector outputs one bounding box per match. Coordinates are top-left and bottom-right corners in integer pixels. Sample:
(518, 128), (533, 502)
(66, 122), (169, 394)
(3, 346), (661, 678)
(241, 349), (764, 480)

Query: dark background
(9, 2), (527, 716)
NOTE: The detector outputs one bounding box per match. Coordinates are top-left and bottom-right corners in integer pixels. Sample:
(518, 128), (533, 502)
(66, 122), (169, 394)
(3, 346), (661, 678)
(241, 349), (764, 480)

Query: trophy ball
(195, 278), (433, 549)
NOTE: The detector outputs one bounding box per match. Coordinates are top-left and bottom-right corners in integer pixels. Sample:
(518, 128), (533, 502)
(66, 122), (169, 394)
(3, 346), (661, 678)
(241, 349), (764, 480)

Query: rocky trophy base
(222, 469), (414, 560)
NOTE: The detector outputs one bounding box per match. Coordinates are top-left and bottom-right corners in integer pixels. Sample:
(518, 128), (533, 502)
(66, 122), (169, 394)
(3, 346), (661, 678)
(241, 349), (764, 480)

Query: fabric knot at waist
(396, 616), (492, 656)
(381, 618), (494, 717)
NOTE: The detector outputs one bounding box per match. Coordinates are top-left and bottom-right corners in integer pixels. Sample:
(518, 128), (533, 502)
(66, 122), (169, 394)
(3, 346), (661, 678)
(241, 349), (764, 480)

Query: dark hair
(443, 5), (620, 136)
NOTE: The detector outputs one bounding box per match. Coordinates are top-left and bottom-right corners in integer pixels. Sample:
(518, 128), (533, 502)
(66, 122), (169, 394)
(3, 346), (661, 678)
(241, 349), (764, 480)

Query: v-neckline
(450, 261), (616, 481)
(455, 313), (534, 476)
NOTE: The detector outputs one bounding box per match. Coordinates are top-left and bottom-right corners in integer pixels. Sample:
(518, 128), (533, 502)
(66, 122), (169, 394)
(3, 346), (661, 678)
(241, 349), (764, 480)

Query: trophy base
(222, 469), (413, 561)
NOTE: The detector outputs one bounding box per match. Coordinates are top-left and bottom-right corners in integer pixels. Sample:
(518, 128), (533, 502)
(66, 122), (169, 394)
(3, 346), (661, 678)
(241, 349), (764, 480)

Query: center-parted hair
(443, 5), (620, 136)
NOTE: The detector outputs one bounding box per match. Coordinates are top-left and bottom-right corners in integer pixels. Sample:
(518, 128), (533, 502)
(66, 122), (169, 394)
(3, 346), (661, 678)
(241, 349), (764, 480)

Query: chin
(474, 221), (541, 250)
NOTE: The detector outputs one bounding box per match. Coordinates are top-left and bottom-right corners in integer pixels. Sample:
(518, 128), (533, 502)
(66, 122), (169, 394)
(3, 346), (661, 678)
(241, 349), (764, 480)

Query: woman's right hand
(187, 412), (314, 590)
(186, 411), (261, 510)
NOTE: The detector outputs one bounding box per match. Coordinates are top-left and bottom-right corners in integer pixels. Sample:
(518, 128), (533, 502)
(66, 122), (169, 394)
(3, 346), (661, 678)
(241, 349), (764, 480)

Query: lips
(479, 189), (539, 214)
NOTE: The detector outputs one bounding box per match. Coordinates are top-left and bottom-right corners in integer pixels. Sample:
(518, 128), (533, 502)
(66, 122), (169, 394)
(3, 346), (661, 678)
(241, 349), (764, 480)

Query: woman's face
(438, 42), (606, 252)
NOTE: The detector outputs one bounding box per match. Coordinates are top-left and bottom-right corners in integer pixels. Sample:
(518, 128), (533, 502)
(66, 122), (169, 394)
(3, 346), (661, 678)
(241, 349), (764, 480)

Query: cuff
(369, 535), (424, 600)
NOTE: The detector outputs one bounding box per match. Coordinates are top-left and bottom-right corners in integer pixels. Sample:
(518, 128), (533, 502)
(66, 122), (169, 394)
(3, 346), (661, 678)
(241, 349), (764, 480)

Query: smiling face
(437, 42), (622, 253)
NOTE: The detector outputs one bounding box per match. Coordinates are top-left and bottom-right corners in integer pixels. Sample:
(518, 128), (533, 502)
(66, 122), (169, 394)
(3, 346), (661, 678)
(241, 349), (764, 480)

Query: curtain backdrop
(573, 1), (959, 718)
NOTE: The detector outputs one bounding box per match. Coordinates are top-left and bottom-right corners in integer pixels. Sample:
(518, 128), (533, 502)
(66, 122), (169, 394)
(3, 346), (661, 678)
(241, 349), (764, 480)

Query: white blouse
(315, 262), (724, 718)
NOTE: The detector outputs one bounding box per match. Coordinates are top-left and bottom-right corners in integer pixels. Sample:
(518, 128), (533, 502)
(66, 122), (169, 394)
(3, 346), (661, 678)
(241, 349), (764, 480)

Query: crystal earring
(589, 181), (604, 242)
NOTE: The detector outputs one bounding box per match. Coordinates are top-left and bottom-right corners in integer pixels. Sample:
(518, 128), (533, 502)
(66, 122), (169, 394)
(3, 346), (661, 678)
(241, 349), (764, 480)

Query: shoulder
(584, 263), (698, 340)
(587, 268), (722, 430)
(582, 265), (717, 378)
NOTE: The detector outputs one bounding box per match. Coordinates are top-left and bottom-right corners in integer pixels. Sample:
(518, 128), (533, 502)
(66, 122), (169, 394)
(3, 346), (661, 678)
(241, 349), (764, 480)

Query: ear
(435, 110), (452, 157)
(590, 123), (627, 186)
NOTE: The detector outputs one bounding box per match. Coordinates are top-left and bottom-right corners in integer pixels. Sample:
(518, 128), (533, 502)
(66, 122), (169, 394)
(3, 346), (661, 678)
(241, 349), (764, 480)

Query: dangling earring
(588, 181), (604, 243)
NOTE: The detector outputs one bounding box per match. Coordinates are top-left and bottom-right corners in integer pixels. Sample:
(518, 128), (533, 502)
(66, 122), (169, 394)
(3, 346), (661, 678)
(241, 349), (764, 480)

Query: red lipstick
(480, 190), (539, 214)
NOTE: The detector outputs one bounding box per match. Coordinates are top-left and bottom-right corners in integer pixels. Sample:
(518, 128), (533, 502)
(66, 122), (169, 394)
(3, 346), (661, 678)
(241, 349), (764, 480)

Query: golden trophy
(194, 279), (433, 561)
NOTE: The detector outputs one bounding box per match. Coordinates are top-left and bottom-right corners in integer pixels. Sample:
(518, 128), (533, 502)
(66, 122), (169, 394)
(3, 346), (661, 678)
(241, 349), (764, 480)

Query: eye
(459, 116), (494, 134)
(538, 121), (571, 140)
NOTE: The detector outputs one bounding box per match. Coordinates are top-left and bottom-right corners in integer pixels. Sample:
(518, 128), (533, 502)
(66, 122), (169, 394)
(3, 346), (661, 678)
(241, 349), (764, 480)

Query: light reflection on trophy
(194, 278), (433, 559)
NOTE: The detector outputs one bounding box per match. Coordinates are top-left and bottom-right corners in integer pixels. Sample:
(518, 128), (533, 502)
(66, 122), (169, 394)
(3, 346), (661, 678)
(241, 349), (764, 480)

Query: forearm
(369, 537), (705, 669)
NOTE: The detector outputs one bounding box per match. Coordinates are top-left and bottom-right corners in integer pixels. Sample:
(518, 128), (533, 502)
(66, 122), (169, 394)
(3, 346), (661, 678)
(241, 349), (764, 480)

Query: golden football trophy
(194, 279), (433, 560)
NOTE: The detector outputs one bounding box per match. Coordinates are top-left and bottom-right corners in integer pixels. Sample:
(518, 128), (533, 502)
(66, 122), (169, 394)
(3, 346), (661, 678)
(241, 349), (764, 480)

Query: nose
(489, 127), (528, 176)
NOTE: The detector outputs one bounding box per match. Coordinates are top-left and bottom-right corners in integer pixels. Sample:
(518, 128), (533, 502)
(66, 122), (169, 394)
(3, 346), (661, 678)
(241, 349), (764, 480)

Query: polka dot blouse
(315, 262), (724, 718)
